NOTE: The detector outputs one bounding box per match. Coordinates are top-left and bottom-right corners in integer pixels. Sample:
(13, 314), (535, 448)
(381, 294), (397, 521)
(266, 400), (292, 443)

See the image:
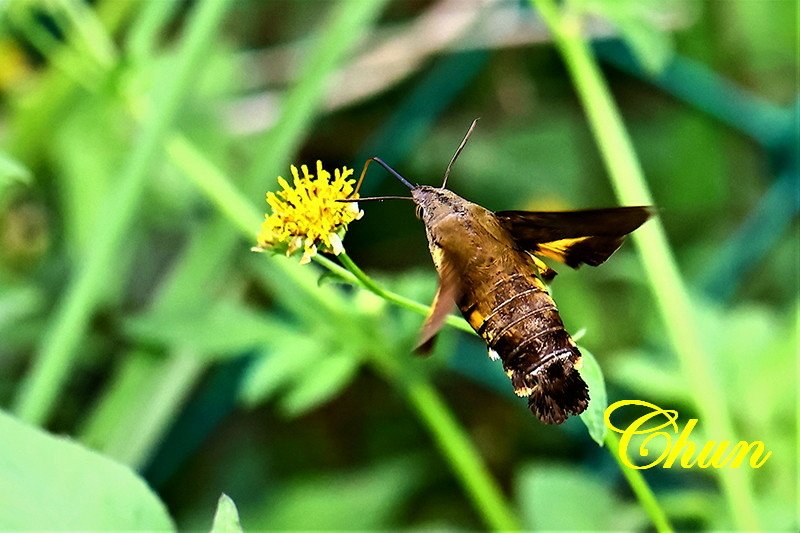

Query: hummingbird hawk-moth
(348, 120), (652, 424)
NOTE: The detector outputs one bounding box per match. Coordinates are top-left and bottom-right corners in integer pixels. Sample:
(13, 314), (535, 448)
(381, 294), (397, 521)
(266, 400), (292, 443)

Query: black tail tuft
(527, 359), (589, 424)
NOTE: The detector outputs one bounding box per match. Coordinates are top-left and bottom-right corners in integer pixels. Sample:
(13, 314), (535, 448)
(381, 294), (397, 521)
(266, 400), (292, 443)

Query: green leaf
(516, 462), (641, 530)
(248, 457), (425, 530)
(0, 284), (45, 327)
(0, 151), (31, 189)
(0, 410), (174, 531)
(577, 346), (608, 445)
(51, 95), (125, 254)
(658, 489), (724, 524)
(607, 350), (690, 404)
(279, 351), (361, 417)
(238, 336), (327, 407)
(124, 301), (296, 358)
(210, 493), (243, 533)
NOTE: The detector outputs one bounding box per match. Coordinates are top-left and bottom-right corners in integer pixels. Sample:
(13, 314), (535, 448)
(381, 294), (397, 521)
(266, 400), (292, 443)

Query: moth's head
(412, 185), (464, 225)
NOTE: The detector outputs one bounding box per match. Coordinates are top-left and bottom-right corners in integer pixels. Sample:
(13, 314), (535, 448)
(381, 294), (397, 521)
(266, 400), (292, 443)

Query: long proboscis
(350, 156), (415, 199)
(337, 196), (413, 203)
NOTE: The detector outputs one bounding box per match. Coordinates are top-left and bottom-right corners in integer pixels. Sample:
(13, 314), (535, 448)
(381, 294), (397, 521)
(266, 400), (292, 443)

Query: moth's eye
(415, 205), (423, 219)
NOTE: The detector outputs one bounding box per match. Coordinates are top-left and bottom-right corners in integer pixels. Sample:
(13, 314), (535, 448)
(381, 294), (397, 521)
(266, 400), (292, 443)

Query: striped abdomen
(459, 272), (589, 424)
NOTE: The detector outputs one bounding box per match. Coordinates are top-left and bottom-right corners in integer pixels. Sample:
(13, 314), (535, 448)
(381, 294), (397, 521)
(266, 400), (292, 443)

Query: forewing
(414, 252), (462, 355)
(495, 206), (652, 268)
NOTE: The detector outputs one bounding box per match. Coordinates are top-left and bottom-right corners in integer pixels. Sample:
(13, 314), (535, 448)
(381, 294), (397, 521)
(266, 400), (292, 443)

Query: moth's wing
(495, 206), (653, 268)
(415, 252), (462, 356)
(529, 253), (557, 281)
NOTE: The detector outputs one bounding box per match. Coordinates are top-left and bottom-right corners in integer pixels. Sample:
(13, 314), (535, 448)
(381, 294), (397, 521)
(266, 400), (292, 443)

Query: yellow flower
(255, 161), (363, 264)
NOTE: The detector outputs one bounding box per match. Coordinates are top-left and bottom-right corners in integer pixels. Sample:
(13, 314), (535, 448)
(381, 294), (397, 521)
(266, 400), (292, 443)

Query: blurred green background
(0, 0), (797, 531)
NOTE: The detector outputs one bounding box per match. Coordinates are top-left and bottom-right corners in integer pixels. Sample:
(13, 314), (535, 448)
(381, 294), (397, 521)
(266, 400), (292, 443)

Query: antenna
(441, 118), (479, 189)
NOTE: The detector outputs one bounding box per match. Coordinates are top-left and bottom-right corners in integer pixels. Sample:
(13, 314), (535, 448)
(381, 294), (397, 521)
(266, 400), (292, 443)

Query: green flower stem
(247, 0), (389, 184)
(166, 134), (342, 316)
(403, 378), (521, 531)
(126, 0), (183, 59)
(5, 0), (134, 165)
(532, 0), (758, 529)
(6, 6), (101, 90)
(604, 432), (673, 533)
(12, 0), (233, 425)
(336, 252), (475, 335)
(82, 349), (205, 467)
(54, 0), (118, 68)
(311, 253), (360, 283)
(166, 135), (263, 237)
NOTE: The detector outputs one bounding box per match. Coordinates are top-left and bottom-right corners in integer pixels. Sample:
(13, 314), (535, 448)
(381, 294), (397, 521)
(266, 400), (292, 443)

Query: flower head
(255, 161), (363, 264)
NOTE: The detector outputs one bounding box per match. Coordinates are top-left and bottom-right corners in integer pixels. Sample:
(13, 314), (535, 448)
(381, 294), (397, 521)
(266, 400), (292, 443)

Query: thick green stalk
(3, 0), (136, 165)
(110, 350), (204, 466)
(13, 0), (233, 425)
(338, 251), (519, 530)
(247, 0), (389, 184)
(604, 432), (673, 533)
(337, 258), (519, 531)
(126, 0), (183, 59)
(532, 0), (758, 529)
(55, 0), (118, 68)
(165, 135), (341, 311)
(81, 349), (204, 466)
(402, 378), (521, 531)
(166, 135), (263, 237)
